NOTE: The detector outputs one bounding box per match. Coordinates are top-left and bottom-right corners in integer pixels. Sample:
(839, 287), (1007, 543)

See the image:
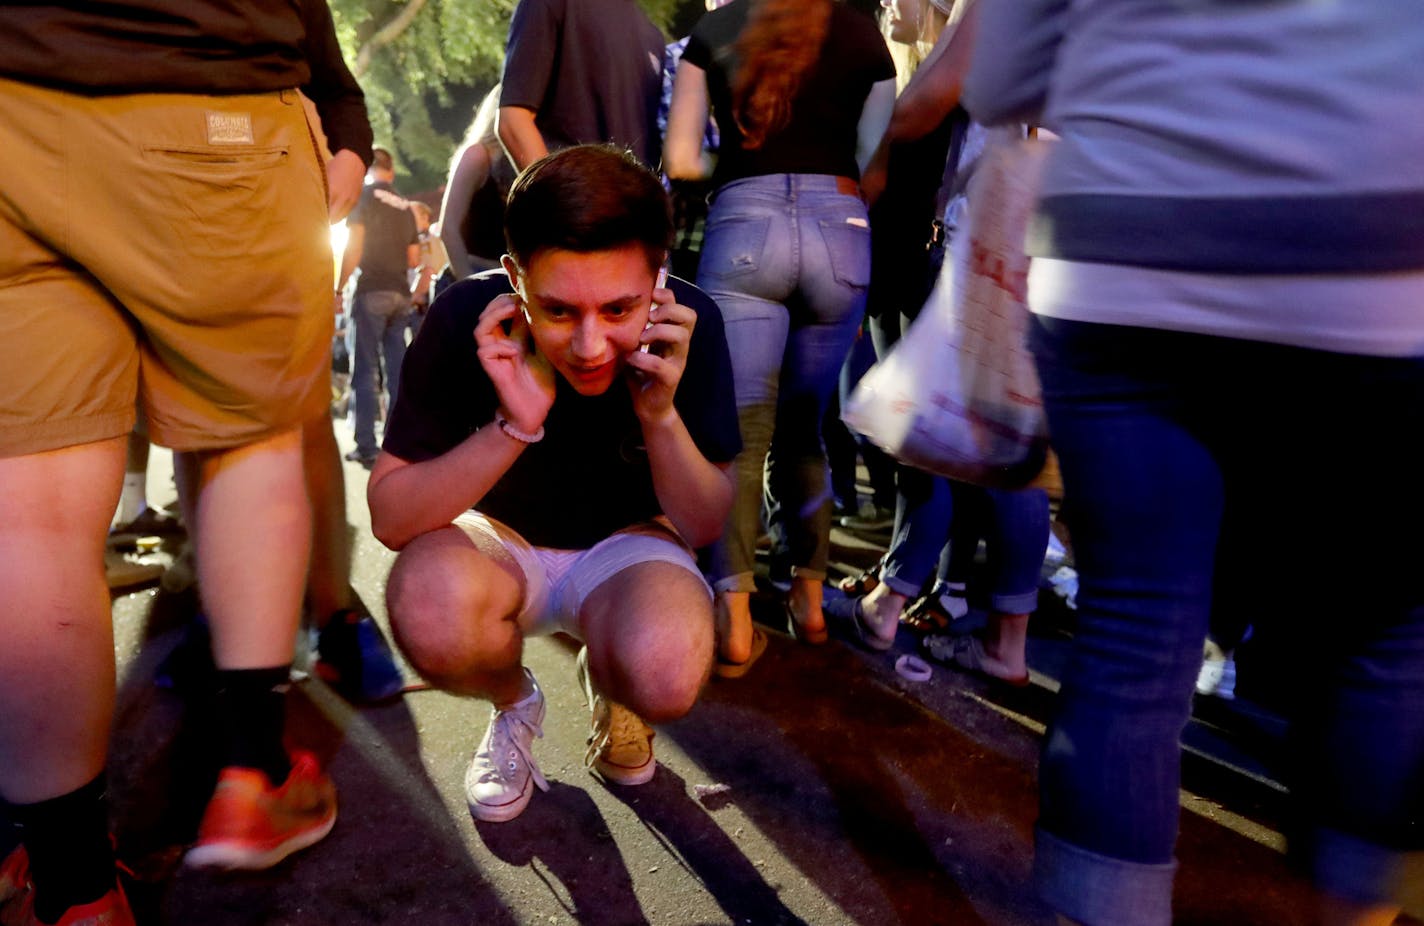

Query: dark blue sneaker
(314, 609), (405, 704)
(154, 612), (215, 692)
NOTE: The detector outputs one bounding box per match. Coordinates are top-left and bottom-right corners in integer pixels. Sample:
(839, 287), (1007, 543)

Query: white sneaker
(577, 647), (656, 786)
(465, 670), (549, 822)
(1195, 640), (1237, 700)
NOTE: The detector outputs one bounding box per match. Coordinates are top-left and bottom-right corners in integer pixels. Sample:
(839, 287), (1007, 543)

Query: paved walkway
(90, 435), (1418, 925)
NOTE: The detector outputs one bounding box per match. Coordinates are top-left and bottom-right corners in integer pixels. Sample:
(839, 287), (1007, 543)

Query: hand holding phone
(639, 263), (670, 354)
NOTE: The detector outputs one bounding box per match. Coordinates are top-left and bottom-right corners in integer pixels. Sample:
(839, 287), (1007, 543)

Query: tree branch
(353, 0), (431, 78)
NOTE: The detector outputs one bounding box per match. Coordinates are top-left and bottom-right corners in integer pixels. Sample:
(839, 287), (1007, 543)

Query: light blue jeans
(699, 174), (870, 591)
(351, 289), (412, 457)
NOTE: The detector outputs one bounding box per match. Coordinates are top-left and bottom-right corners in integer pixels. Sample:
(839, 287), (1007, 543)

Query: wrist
(494, 412), (544, 444)
(637, 406), (680, 434)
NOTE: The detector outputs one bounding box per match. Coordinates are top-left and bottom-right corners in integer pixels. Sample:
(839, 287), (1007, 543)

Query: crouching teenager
(367, 145), (740, 822)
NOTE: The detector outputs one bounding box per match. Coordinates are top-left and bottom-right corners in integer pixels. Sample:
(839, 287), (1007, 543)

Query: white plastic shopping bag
(844, 130), (1050, 489)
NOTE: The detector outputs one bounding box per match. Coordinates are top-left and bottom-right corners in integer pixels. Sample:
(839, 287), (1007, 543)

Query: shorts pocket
(142, 145), (290, 170)
(818, 218), (872, 290)
(699, 215), (770, 282)
(139, 145), (294, 261)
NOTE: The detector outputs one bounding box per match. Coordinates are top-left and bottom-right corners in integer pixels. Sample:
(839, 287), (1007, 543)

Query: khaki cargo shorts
(0, 77), (333, 456)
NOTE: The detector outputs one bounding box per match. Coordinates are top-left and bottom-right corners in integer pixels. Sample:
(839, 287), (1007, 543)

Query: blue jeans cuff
(991, 588), (1040, 615)
(1034, 827), (1177, 926)
(1309, 825), (1424, 908)
(880, 573), (922, 598)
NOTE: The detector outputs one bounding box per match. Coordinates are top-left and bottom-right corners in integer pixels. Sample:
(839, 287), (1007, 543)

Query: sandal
(836, 566), (881, 597)
(824, 596), (895, 652)
(899, 594), (953, 636)
(713, 626), (768, 679)
(785, 601), (828, 646)
(922, 633), (1030, 687)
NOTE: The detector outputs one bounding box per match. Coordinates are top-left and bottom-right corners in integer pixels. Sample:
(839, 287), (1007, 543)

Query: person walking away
(338, 147), (420, 468)
(665, 0), (896, 674)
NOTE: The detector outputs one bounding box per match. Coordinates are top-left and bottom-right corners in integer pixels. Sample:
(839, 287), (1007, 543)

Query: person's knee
(602, 619), (712, 722)
(387, 551), (511, 685)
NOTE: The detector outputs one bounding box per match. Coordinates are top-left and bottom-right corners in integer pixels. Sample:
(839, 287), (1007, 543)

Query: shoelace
(585, 697), (651, 768)
(480, 706), (549, 793)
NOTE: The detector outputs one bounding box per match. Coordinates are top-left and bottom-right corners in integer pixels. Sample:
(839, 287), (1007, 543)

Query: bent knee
(606, 644), (710, 723)
(386, 548), (516, 683)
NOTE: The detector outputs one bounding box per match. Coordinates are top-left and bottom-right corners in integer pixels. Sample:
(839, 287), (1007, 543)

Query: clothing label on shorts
(206, 112), (254, 145)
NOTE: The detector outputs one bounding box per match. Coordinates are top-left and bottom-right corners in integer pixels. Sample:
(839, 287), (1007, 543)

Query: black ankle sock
(12, 775), (116, 923)
(214, 666), (293, 785)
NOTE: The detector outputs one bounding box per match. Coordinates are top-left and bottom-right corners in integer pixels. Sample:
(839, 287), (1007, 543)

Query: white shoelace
(478, 705), (549, 793)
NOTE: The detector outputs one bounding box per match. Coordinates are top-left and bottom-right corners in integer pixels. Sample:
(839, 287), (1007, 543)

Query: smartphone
(639, 262), (670, 354)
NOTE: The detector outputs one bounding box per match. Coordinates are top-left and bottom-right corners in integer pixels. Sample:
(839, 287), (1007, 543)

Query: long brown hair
(731, 0), (834, 150)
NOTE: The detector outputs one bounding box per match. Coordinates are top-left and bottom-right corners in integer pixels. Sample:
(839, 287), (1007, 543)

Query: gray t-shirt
(500, 0), (666, 167)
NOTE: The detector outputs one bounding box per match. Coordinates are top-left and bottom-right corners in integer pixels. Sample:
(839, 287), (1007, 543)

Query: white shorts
(451, 512), (712, 639)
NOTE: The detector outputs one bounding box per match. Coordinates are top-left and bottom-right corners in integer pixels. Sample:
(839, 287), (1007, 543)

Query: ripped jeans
(699, 174), (870, 591)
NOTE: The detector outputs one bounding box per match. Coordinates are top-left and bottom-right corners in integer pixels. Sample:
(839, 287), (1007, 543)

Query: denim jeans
(1029, 316), (1424, 924)
(879, 469), (1048, 612)
(700, 174), (870, 591)
(866, 301), (1050, 608)
(351, 289), (412, 456)
(832, 328), (896, 510)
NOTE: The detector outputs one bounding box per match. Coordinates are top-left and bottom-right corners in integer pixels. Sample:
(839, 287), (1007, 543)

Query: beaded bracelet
(495, 414), (545, 444)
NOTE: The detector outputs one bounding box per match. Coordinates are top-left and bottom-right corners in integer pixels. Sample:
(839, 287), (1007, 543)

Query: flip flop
(824, 596), (896, 652)
(786, 602), (828, 646)
(713, 626), (768, 679)
(922, 633), (1030, 687)
(899, 594), (954, 636)
(836, 566), (881, 597)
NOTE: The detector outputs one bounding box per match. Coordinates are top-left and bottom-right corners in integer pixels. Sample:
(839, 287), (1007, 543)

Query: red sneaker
(0, 846), (134, 926)
(184, 751), (336, 871)
(0, 845), (28, 907)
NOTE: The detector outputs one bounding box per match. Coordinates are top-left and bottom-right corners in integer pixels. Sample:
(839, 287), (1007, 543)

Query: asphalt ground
(52, 426), (1424, 924)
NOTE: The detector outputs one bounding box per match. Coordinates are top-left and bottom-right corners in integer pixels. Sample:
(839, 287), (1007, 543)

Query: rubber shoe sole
(185, 754), (337, 871)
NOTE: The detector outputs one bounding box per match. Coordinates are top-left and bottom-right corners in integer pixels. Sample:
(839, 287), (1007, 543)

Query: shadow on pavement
(602, 765), (808, 926)
(475, 781), (646, 926)
(663, 633), (1048, 925)
(106, 598), (517, 926)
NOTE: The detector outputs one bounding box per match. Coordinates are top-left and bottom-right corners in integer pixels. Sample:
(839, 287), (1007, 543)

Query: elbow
(368, 494), (414, 551)
(371, 517), (413, 552)
(683, 479), (734, 548)
(682, 520), (723, 551)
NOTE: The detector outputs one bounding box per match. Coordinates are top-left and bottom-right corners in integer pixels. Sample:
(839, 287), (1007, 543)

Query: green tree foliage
(329, 0), (688, 193)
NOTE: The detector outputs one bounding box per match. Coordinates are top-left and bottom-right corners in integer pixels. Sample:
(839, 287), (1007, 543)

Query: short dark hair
(371, 147), (394, 172)
(504, 145), (673, 273)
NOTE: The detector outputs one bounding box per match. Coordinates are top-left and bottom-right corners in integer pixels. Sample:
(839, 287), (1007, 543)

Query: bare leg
(786, 575), (827, 639)
(715, 589), (754, 666)
(190, 428), (310, 670)
(980, 611), (1030, 680)
(858, 581), (908, 642)
(301, 412), (355, 623)
(579, 562), (712, 723)
(1317, 897), (1400, 926)
(0, 437), (124, 803)
(385, 525), (529, 708)
(113, 427), (151, 527)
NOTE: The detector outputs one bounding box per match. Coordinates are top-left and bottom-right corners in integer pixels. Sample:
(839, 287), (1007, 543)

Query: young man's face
(504, 244), (658, 396)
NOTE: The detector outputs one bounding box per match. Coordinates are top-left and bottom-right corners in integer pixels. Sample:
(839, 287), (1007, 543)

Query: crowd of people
(1, 0), (1420, 925)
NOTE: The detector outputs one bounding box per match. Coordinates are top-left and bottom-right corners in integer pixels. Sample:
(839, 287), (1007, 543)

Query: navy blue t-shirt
(382, 271), (742, 549)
